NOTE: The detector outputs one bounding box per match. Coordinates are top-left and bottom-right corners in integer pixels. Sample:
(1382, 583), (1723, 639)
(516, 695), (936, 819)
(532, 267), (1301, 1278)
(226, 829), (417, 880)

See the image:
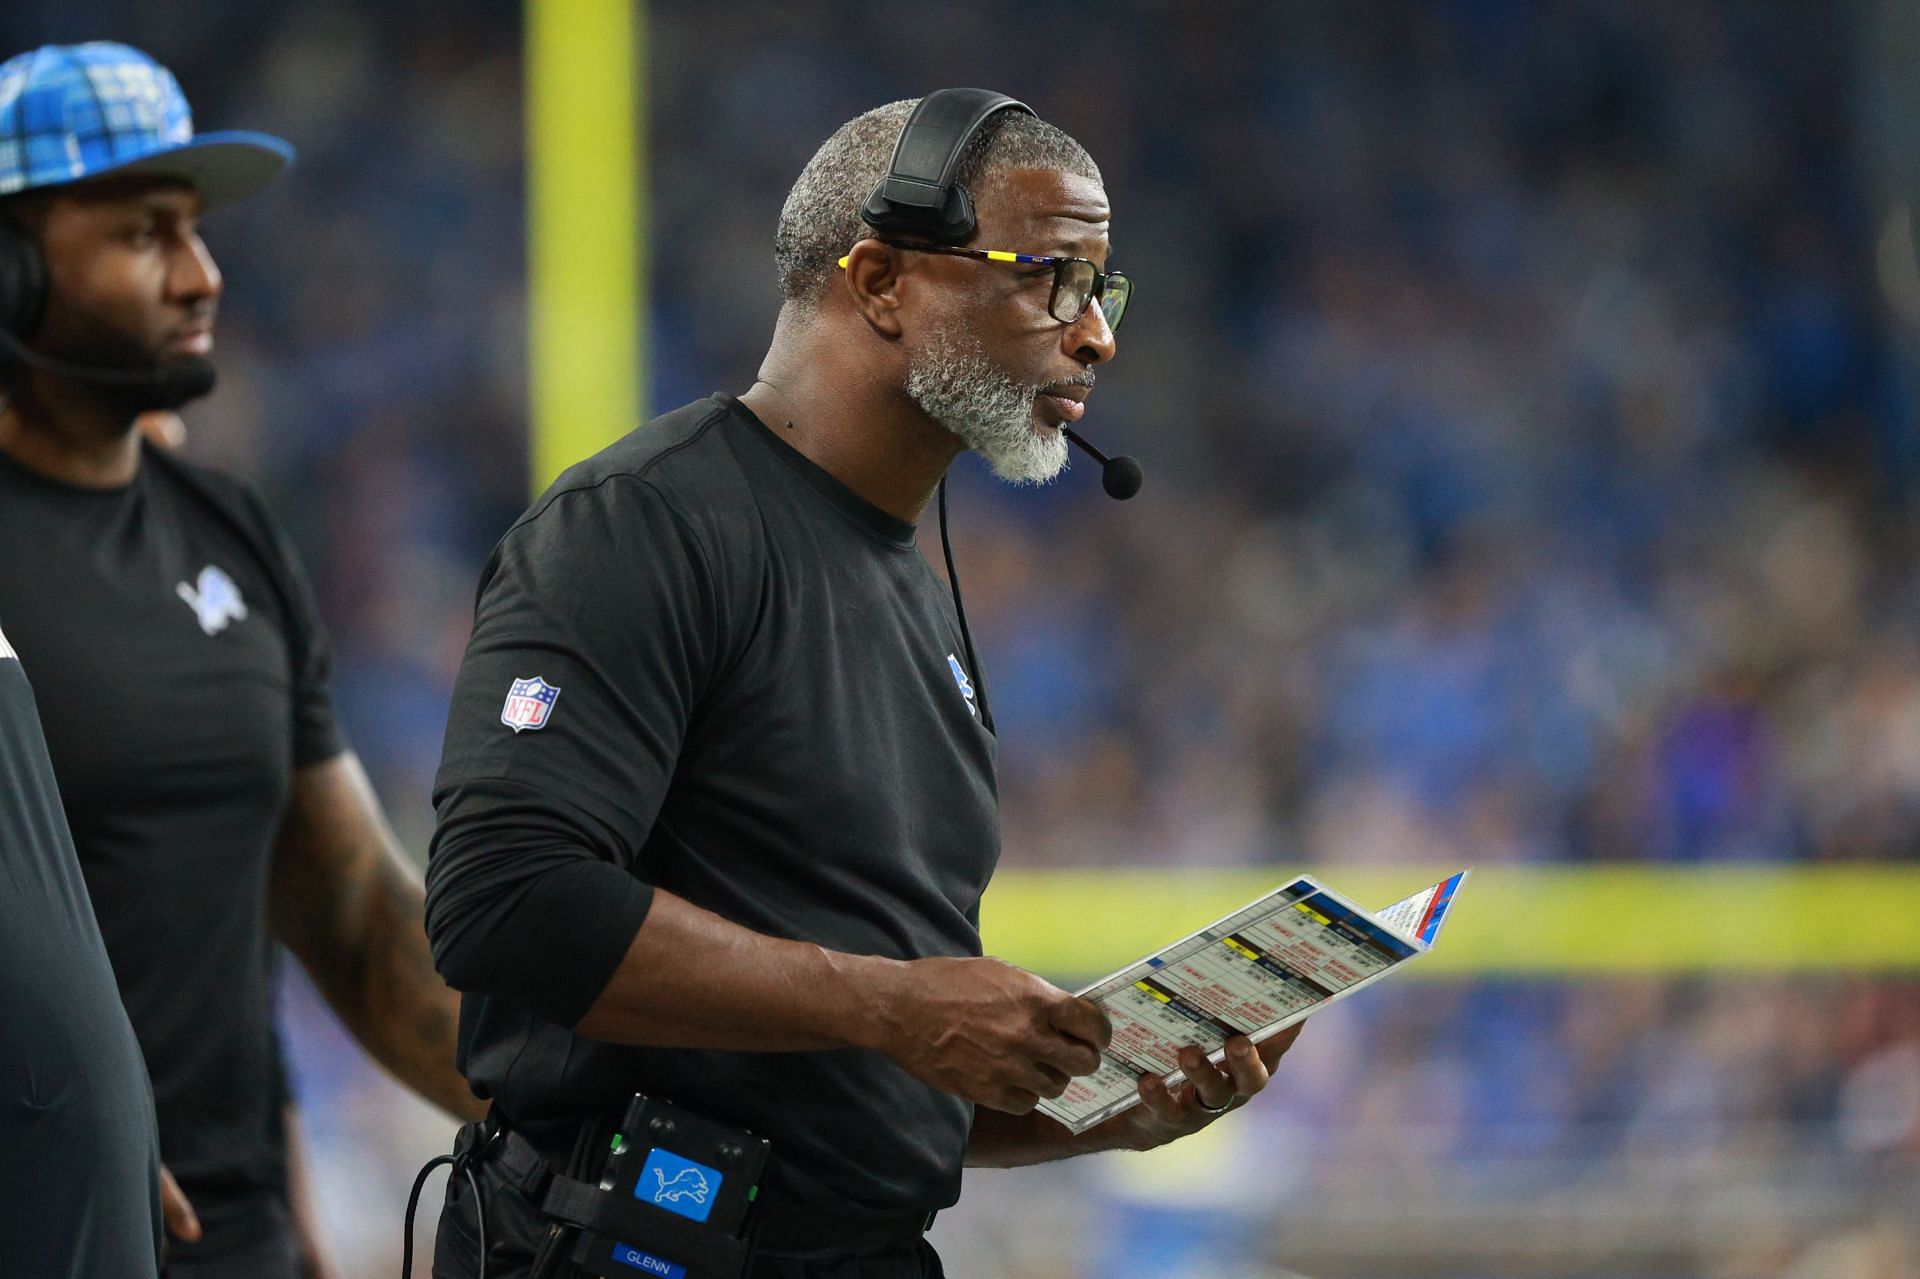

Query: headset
(0, 212), (49, 341)
(864, 90), (1144, 738)
(860, 88), (1035, 244)
(859, 88), (1142, 499)
(866, 90), (1035, 737)
(0, 203), (212, 396)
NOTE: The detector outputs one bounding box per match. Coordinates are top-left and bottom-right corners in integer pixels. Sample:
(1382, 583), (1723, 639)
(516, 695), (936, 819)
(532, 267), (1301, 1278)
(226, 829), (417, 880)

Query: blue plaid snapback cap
(0, 42), (292, 209)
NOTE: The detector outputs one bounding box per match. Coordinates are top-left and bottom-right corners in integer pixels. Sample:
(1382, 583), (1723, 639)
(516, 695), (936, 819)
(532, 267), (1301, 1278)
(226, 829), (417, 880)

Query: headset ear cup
(943, 184), (976, 244)
(0, 216), (49, 340)
(860, 179), (981, 244)
(859, 179), (896, 235)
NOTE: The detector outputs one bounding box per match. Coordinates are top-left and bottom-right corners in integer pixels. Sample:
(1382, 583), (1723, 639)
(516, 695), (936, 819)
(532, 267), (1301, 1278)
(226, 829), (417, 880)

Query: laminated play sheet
(1036, 870), (1470, 1133)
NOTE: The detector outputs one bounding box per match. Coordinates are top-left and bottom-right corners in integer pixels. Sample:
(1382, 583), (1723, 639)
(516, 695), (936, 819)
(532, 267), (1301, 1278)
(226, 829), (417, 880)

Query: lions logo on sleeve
(500, 676), (561, 732)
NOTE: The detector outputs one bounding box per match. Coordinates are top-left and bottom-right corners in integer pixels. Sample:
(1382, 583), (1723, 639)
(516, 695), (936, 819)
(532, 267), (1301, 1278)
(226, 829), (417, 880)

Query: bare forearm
(574, 890), (897, 1051)
(272, 755), (482, 1122)
(319, 859), (482, 1119)
(491, 876), (1112, 1117)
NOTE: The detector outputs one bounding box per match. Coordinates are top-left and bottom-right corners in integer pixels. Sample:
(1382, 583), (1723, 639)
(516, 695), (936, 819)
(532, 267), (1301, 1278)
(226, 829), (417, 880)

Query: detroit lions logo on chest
(176, 565), (249, 636)
(946, 653), (978, 718)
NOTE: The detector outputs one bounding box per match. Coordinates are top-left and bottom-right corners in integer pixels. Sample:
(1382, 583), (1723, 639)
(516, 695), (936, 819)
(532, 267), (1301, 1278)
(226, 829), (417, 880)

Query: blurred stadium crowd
(4, 0), (1916, 1274)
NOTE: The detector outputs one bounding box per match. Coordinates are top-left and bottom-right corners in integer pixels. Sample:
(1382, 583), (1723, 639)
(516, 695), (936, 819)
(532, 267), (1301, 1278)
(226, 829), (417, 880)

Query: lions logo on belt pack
(635, 1148), (721, 1223)
(500, 676), (560, 732)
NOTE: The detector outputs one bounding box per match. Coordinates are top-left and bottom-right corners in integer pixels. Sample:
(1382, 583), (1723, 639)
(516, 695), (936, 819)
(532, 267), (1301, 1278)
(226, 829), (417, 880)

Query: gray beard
(904, 326), (1070, 486)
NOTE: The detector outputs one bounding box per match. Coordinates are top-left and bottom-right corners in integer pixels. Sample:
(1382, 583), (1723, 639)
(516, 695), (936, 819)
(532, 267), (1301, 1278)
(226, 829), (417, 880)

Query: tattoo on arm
(270, 753), (484, 1121)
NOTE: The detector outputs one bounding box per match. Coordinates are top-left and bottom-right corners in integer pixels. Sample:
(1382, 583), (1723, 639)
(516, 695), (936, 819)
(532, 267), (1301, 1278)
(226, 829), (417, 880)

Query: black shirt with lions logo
(0, 441), (342, 1252)
(427, 396), (1000, 1230)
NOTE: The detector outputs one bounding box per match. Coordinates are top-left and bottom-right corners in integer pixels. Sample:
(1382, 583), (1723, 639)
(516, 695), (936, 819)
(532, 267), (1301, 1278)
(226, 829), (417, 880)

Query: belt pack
(403, 1094), (770, 1279)
(405, 1094), (938, 1279)
(502, 1094), (770, 1279)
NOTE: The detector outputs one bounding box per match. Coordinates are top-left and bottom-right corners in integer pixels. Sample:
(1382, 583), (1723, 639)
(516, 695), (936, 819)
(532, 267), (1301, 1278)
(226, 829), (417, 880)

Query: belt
(749, 1194), (935, 1260)
(472, 1119), (935, 1262)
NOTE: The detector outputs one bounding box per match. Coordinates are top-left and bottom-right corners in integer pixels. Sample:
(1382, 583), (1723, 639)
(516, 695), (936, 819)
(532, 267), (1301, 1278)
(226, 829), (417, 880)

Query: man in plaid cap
(0, 42), (482, 1278)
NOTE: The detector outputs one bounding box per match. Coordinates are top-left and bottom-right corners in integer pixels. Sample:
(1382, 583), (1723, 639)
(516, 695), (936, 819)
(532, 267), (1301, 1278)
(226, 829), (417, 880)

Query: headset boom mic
(1061, 426), (1143, 500)
(1101, 453), (1144, 500)
(0, 326), (164, 386)
(0, 326), (216, 405)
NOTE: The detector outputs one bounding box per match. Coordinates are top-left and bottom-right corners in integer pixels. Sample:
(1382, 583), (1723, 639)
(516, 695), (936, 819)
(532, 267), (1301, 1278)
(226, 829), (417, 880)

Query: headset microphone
(1061, 426), (1144, 500)
(0, 326), (171, 387)
(0, 326), (217, 405)
(875, 88), (1150, 740)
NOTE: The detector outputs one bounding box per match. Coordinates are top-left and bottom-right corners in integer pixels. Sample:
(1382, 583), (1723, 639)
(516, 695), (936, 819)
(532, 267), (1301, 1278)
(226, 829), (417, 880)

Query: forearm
(428, 786), (1113, 1112)
(574, 889), (897, 1051)
(315, 856), (482, 1119)
(272, 754), (482, 1121)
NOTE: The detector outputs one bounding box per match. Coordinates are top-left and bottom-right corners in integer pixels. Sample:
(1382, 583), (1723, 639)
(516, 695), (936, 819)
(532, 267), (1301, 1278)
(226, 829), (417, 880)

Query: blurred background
(5, 1), (1919, 1275)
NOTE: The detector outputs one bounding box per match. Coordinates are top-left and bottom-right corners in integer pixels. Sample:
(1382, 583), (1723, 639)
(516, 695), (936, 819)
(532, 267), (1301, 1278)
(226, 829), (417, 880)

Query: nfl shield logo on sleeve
(501, 676), (560, 732)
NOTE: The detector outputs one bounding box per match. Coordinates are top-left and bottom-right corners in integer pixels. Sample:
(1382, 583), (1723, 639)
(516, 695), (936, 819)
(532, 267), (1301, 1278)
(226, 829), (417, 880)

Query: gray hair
(774, 99), (1101, 310)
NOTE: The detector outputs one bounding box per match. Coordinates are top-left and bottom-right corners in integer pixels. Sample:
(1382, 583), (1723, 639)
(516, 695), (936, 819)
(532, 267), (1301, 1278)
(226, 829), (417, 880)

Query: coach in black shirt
(427, 96), (1300, 1278)
(0, 42), (483, 1277)
(1, 612), (163, 1277)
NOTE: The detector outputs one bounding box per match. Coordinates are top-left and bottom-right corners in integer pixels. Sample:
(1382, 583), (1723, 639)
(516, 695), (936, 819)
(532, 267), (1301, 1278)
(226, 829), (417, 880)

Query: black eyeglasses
(838, 241), (1132, 332)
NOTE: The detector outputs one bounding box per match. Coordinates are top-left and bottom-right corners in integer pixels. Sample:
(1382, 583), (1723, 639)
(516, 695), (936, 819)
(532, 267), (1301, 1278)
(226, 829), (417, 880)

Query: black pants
(746, 1243), (945, 1279)
(164, 1233), (300, 1279)
(431, 1146), (945, 1279)
(163, 1204), (300, 1279)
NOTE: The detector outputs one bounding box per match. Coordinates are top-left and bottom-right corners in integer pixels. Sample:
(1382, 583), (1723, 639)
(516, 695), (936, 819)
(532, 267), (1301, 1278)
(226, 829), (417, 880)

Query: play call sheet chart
(1037, 872), (1469, 1133)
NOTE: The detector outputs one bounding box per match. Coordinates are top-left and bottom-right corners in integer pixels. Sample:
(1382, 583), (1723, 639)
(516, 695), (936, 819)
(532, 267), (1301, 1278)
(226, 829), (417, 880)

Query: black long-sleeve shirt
(426, 395), (1000, 1224)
